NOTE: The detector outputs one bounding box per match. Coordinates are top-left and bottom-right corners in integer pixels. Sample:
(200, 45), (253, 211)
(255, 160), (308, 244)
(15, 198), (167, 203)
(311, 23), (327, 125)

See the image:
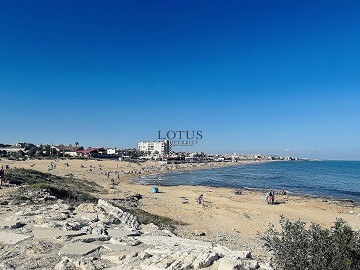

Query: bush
(262, 216), (360, 270)
(6, 168), (100, 204)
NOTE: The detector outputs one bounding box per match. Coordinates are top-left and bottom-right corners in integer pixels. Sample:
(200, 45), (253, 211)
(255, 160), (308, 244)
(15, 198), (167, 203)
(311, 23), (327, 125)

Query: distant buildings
(0, 145), (25, 155)
(54, 145), (83, 157)
(76, 148), (106, 158)
(0, 140), (306, 162)
(137, 140), (171, 157)
(107, 148), (118, 155)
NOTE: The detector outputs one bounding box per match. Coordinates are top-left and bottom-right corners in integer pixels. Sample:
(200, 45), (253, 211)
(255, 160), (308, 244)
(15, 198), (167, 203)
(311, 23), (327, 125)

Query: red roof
(76, 148), (105, 154)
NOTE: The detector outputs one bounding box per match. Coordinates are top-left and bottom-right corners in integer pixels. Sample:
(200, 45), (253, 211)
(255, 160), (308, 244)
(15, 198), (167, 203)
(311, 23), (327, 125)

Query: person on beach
(265, 192), (270, 204)
(196, 194), (204, 205)
(265, 190), (275, 204)
(0, 165), (5, 188)
(271, 190), (275, 204)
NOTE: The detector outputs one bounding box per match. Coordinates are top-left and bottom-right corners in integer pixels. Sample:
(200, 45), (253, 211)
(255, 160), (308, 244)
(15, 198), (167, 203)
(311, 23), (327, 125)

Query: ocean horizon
(135, 160), (360, 203)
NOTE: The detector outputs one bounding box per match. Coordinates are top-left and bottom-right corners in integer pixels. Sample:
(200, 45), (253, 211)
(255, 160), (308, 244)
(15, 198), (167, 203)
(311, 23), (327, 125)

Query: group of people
(265, 190), (275, 204)
(47, 162), (57, 172)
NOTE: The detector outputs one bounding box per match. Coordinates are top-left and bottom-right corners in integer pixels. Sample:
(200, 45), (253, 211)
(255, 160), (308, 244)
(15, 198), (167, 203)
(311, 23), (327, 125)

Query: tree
(16, 150), (25, 158)
(44, 145), (51, 156)
(75, 142), (79, 147)
(28, 147), (37, 157)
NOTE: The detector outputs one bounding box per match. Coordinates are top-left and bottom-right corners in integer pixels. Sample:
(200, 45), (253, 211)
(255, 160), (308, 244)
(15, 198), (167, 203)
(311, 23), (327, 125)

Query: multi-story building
(137, 140), (171, 157)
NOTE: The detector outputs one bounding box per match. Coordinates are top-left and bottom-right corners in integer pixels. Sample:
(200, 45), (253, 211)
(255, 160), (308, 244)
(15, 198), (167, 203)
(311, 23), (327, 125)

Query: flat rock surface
(0, 231), (31, 244)
(107, 229), (140, 238)
(141, 235), (213, 249)
(0, 193), (272, 269)
(72, 234), (110, 243)
(0, 220), (25, 229)
(33, 228), (83, 239)
(102, 243), (147, 251)
(59, 242), (100, 256)
(75, 212), (99, 221)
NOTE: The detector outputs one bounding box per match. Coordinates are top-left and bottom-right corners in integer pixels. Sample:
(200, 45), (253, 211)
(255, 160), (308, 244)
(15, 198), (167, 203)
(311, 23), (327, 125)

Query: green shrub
(109, 201), (187, 232)
(262, 216), (360, 270)
(6, 168), (100, 204)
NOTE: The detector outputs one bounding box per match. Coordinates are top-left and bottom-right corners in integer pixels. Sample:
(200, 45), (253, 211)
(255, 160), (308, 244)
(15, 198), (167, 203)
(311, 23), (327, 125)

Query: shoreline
(1, 158), (359, 260)
(2, 157), (358, 208)
(132, 161), (360, 206)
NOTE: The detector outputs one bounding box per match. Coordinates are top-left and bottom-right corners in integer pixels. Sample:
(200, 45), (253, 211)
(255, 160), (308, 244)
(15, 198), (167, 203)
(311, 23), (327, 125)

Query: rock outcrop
(0, 198), (272, 270)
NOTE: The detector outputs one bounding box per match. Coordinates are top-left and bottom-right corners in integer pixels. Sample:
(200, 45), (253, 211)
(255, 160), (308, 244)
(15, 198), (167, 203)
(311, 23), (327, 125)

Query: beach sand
(1, 158), (359, 260)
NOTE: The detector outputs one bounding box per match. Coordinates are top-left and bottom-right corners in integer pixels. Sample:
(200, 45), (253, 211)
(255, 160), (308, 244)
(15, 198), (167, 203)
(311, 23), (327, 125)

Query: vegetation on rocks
(110, 200), (187, 232)
(6, 168), (100, 204)
(262, 216), (360, 270)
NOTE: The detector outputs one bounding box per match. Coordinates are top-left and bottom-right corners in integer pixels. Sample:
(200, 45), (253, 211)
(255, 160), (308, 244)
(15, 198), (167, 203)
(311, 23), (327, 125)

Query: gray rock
(193, 251), (221, 269)
(107, 229), (141, 238)
(102, 250), (151, 265)
(59, 242), (100, 256)
(258, 262), (274, 270)
(110, 236), (141, 246)
(102, 243), (147, 252)
(140, 235), (213, 249)
(0, 263), (15, 270)
(0, 231), (31, 245)
(218, 258), (260, 270)
(0, 221), (25, 229)
(97, 200), (140, 230)
(71, 234), (110, 243)
(32, 228), (84, 240)
(55, 256), (108, 270)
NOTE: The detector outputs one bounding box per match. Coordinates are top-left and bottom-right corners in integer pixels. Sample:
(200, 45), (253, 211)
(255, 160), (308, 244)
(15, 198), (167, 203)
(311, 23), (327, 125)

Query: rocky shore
(0, 191), (272, 270)
(0, 159), (358, 270)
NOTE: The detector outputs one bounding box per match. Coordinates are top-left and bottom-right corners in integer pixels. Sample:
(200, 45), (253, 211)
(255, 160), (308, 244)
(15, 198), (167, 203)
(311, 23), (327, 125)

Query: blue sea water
(135, 161), (360, 203)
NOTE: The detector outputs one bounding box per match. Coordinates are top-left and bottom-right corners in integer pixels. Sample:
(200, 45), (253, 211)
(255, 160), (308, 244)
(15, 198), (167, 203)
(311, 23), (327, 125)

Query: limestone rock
(0, 262), (16, 270)
(218, 258), (260, 270)
(107, 229), (141, 238)
(97, 199), (140, 230)
(77, 203), (100, 213)
(33, 228), (84, 240)
(258, 262), (274, 270)
(0, 221), (25, 229)
(0, 232), (31, 245)
(59, 242), (100, 256)
(80, 223), (107, 235)
(110, 236), (141, 246)
(102, 250), (151, 265)
(55, 257), (108, 270)
(71, 234), (110, 243)
(193, 251), (221, 269)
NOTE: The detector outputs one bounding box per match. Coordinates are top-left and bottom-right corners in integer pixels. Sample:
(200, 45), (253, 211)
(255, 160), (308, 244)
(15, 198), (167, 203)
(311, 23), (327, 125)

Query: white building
(107, 148), (118, 155)
(137, 140), (171, 157)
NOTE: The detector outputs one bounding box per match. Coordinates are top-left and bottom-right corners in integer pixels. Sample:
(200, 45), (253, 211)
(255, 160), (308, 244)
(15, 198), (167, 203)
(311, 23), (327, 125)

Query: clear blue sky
(1, 1), (360, 160)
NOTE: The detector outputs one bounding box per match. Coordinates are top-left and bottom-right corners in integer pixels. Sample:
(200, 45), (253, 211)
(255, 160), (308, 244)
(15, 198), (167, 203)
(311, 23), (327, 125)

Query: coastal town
(0, 141), (304, 163)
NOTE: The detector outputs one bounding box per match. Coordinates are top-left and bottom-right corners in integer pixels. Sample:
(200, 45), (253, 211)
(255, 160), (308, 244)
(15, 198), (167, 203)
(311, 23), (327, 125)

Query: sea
(135, 161), (360, 203)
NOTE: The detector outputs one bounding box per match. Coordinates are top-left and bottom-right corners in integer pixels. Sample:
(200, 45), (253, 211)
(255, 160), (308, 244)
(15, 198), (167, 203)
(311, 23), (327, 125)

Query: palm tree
(75, 142), (79, 147)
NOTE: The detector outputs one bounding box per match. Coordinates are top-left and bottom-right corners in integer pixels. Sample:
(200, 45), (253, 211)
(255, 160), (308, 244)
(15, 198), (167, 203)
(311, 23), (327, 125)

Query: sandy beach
(1, 158), (359, 260)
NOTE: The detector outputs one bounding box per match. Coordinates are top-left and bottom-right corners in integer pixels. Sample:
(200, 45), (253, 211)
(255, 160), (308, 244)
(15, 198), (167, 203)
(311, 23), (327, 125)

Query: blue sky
(1, 1), (360, 160)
